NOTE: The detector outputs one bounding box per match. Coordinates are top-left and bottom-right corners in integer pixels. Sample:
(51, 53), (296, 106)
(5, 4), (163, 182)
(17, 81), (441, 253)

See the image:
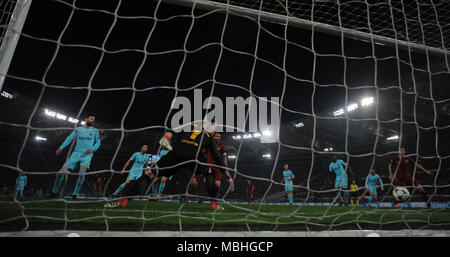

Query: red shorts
(207, 167), (221, 181)
(393, 176), (420, 187)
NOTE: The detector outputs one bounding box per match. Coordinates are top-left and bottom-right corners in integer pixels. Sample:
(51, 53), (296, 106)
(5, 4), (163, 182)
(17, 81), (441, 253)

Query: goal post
(160, 0), (449, 56)
(0, 0), (32, 92)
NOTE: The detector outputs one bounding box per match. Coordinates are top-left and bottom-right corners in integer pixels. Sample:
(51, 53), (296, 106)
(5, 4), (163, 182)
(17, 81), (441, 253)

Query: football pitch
(1, 197), (450, 232)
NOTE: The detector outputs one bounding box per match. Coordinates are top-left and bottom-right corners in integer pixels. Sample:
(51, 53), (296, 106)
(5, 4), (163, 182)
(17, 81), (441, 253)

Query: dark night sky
(4, 0), (433, 129)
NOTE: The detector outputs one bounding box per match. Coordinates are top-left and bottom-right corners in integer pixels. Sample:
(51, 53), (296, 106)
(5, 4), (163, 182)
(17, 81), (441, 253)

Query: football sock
(52, 171), (65, 194)
(72, 170), (86, 196)
(113, 183), (126, 196)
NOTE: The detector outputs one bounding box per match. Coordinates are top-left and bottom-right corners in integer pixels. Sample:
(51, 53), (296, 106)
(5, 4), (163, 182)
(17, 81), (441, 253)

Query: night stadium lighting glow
(228, 155), (236, 159)
(68, 117), (79, 123)
(44, 108), (86, 125)
(262, 154), (271, 158)
(361, 97), (374, 106)
(333, 108), (344, 116)
(243, 134), (252, 139)
(253, 133), (261, 137)
(1, 91), (13, 99)
(44, 109), (56, 117)
(295, 122), (304, 128)
(56, 113), (67, 120)
(232, 135), (242, 140)
(387, 135), (399, 141)
(35, 136), (47, 141)
(262, 130), (272, 136)
(347, 103), (358, 112)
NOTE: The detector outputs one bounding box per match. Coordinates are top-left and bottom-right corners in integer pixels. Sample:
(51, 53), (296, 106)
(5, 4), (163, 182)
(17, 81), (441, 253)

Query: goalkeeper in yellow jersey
(350, 180), (359, 206)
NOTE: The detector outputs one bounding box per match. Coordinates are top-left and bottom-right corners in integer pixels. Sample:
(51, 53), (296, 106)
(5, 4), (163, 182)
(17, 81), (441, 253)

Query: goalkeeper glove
(159, 137), (172, 151)
(226, 174), (234, 192)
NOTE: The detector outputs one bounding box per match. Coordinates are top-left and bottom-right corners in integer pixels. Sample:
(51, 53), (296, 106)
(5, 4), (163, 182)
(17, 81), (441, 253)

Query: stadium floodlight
(347, 103), (358, 112)
(324, 148), (329, 152)
(361, 97), (374, 106)
(387, 135), (399, 141)
(333, 108), (344, 116)
(295, 122), (304, 128)
(228, 155), (237, 159)
(232, 135), (242, 140)
(262, 154), (271, 158)
(262, 130), (272, 136)
(80, 121), (86, 125)
(44, 109), (56, 117)
(329, 147), (333, 151)
(35, 136), (47, 141)
(1, 91), (13, 99)
(243, 134), (252, 139)
(56, 113), (67, 121)
(253, 133), (261, 138)
(68, 117), (79, 123)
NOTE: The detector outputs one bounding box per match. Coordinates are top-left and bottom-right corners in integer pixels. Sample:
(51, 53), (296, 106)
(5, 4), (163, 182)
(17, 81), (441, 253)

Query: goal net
(0, 0), (450, 237)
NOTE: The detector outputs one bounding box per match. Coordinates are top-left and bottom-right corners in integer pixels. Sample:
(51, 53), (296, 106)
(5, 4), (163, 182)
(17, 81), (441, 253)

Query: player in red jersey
(205, 132), (234, 210)
(247, 179), (255, 204)
(388, 147), (433, 208)
(94, 177), (103, 199)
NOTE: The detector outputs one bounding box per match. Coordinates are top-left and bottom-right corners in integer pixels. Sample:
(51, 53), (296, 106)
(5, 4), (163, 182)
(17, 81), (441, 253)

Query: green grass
(1, 197), (450, 232)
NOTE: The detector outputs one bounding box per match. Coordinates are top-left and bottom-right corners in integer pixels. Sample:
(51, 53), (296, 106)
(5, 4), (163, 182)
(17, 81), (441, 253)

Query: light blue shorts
(127, 171), (143, 181)
(368, 186), (377, 196)
(285, 182), (293, 192)
(335, 177), (348, 189)
(64, 152), (93, 170)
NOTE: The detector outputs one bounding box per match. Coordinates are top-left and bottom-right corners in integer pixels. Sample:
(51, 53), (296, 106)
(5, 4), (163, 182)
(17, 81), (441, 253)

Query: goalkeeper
(116, 121), (230, 208)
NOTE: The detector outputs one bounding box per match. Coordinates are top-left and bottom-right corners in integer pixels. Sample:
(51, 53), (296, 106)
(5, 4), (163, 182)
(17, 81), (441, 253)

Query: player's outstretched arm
(92, 130), (101, 152)
(121, 159), (131, 173)
(415, 162), (432, 175)
(346, 165), (354, 177)
(57, 130), (76, 155)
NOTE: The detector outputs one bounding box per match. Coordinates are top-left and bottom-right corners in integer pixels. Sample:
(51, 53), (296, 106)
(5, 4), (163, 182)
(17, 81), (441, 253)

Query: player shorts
(285, 182), (293, 192)
(64, 151), (93, 170)
(368, 186), (377, 196)
(16, 184), (25, 190)
(350, 191), (358, 198)
(127, 171), (143, 181)
(208, 167), (221, 181)
(393, 176), (419, 187)
(335, 177), (348, 189)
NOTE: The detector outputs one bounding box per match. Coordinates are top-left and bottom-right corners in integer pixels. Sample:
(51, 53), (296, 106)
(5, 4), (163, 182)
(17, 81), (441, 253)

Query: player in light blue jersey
(112, 145), (150, 198)
(15, 172), (27, 198)
(282, 164), (295, 205)
(364, 169), (384, 206)
(50, 115), (101, 199)
(329, 155), (354, 206)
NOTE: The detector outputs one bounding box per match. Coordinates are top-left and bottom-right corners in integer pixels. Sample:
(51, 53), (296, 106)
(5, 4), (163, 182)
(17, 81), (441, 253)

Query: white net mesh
(0, 0), (449, 236)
